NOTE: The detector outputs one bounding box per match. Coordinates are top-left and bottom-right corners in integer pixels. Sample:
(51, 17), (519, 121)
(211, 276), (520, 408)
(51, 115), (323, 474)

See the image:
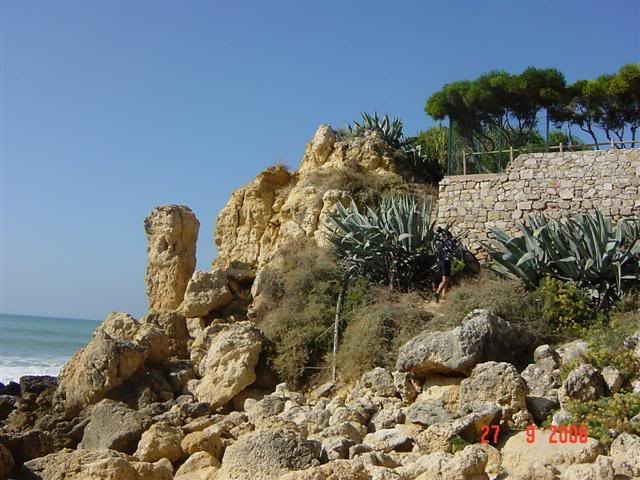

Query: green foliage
(560, 310), (640, 383)
(326, 194), (438, 290)
(349, 112), (404, 148)
(565, 393), (640, 448)
(336, 288), (432, 381)
(258, 242), (369, 385)
(426, 67), (566, 151)
(449, 435), (473, 454)
(539, 277), (596, 332)
(483, 210), (640, 307)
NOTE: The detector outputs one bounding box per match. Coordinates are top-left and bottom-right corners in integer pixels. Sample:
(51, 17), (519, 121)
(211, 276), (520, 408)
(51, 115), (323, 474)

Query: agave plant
(483, 210), (640, 307)
(325, 194), (437, 290)
(349, 112), (404, 148)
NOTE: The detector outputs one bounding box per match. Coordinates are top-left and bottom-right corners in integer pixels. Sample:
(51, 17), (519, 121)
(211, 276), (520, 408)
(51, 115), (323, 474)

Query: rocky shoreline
(1, 126), (639, 480)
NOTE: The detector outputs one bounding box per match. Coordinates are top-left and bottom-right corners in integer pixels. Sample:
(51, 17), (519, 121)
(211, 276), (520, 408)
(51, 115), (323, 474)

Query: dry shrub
(258, 240), (369, 386)
(336, 287), (432, 382)
(439, 271), (547, 336)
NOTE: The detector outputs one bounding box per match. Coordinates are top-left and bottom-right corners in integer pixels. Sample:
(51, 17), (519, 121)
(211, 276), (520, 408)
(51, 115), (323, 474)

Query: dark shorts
(438, 258), (452, 277)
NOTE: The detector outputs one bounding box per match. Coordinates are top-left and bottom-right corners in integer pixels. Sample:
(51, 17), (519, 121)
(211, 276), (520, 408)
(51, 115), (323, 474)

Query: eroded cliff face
(213, 124), (404, 271)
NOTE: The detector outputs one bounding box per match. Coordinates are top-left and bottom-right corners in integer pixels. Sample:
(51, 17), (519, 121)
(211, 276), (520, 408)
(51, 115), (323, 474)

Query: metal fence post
(462, 150), (467, 176)
(448, 118), (453, 175)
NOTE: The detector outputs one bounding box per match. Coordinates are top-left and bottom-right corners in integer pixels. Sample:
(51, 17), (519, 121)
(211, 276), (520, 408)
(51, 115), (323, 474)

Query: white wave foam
(0, 356), (67, 384)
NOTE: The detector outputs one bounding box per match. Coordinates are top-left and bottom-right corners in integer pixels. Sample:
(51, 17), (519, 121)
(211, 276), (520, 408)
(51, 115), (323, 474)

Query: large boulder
(500, 429), (602, 477)
(396, 310), (533, 376)
(144, 205), (199, 312)
(610, 432), (640, 471)
(178, 270), (233, 318)
(79, 400), (145, 454)
(21, 448), (132, 480)
(54, 330), (148, 417)
(191, 322), (262, 408)
(134, 422), (184, 463)
(100, 312), (170, 364)
(0, 430), (53, 466)
(560, 364), (607, 404)
(217, 431), (320, 479)
(459, 361), (530, 428)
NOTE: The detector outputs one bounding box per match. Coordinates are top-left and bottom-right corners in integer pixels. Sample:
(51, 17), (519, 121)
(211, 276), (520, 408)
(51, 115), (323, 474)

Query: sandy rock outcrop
(214, 125), (407, 273)
(54, 330), (148, 417)
(396, 309), (533, 376)
(100, 312), (170, 364)
(144, 205), (199, 312)
(191, 322), (262, 408)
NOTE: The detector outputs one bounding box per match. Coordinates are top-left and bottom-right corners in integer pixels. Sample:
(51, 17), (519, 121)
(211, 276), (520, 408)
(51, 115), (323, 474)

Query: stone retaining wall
(436, 148), (640, 258)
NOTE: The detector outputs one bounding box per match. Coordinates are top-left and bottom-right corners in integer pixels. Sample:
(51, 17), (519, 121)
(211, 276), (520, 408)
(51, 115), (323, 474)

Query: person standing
(435, 229), (455, 300)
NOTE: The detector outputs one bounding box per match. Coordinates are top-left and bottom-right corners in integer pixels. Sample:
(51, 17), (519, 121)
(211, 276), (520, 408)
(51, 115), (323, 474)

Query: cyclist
(435, 228), (455, 300)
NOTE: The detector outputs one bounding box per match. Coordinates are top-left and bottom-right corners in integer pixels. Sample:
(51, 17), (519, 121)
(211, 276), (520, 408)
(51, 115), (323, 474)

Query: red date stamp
(480, 424), (589, 445)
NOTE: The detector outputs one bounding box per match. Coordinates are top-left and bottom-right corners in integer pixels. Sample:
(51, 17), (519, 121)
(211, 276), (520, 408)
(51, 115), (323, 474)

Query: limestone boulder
(77, 457), (138, 480)
(217, 431), (320, 479)
(562, 455), (638, 480)
(178, 270), (233, 318)
(349, 368), (397, 400)
(144, 205), (199, 312)
(405, 399), (456, 427)
(175, 451), (221, 478)
(412, 445), (489, 480)
(192, 321), (262, 409)
(54, 330), (148, 416)
(100, 312), (170, 365)
(79, 400), (145, 454)
(180, 430), (222, 459)
(459, 361), (530, 428)
(132, 459), (174, 480)
(0, 444), (14, 480)
(21, 449), (132, 480)
(363, 428), (412, 453)
(134, 422), (184, 463)
(278, 459), (370, 480)
(500, 429), (602, 477)
(601, 366), (624, 394)
(396, 310), (533, 376)
(0, 430), (54, 465)
(610, 433), (640, 471)
(560, 364), (606, 404)
(141, 312), (190, 358)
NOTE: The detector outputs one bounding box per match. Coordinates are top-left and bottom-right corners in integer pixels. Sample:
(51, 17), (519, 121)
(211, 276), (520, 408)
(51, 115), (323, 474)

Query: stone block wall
(436, 148), (640, 258)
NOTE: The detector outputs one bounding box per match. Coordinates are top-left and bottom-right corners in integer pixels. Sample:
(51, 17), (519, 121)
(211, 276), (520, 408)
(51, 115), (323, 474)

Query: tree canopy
(426, 64), (640, 151)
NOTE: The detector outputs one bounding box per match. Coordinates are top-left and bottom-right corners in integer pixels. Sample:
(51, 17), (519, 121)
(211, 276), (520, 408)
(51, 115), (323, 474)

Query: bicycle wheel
(462, 250), (481, 275)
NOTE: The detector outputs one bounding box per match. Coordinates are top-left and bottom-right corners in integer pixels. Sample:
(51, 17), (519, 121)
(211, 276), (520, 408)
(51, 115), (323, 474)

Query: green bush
(336, 287), (432, 381)
(483, 210), (640, 308)
(565, 393), (640, 448)
(326, 194), (438, 290)
(539, 276), (597, 332)
(258, 242), (369, 385)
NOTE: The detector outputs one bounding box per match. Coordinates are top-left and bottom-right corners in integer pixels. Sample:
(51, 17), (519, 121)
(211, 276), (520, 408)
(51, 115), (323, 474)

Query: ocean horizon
(0, 312), (100, 384)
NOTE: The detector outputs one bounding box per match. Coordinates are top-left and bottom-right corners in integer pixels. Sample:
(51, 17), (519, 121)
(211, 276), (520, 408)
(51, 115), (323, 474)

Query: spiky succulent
(483, 210), (640, 307)
(325, 194), (437, 290)
(349, 112), (404, 148)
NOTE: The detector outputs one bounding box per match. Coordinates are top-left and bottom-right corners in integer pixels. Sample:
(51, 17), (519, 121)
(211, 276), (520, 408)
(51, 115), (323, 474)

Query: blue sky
(1, 1), (638, 320)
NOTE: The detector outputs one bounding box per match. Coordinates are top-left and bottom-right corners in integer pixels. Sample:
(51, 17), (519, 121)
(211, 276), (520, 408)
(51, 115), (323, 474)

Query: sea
(0, 313), (100, 384)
